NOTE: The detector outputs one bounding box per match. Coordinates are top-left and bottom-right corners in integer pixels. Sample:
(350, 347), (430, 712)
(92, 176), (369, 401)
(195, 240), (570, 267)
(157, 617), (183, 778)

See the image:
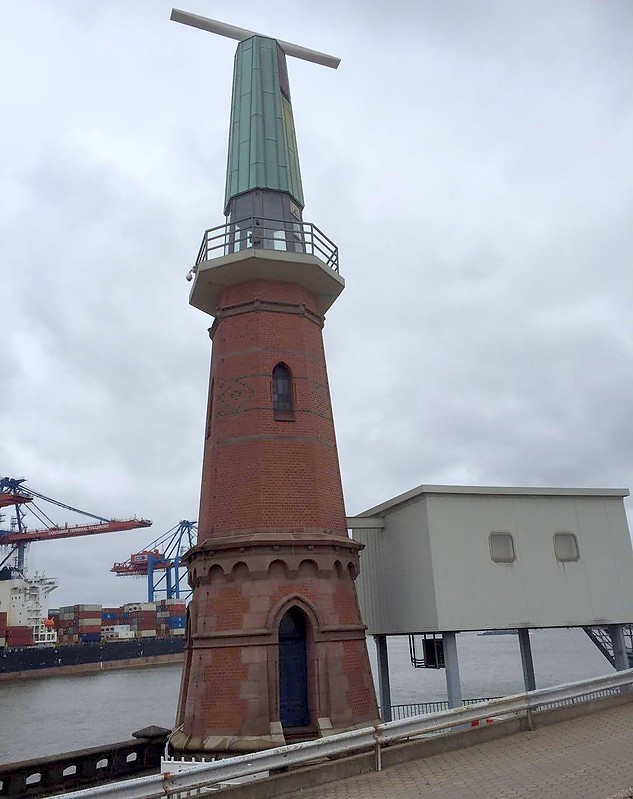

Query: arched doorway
(278, 606), (310, 728)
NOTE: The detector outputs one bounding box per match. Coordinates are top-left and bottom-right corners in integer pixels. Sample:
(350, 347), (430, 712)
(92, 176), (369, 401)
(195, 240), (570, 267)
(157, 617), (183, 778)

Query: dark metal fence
(534, 685), (624, 712)
(389, 697), (500, 720)
(195, 217), (339, 272)
(389, 686), (626, 720)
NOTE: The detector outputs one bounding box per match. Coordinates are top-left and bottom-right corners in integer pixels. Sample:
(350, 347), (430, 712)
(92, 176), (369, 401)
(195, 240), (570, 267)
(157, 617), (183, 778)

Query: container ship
(0, 568), (185, 680)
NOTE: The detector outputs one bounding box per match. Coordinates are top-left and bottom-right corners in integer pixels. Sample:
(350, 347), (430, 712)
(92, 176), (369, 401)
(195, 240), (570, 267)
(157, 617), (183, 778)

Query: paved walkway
(278, 703), (633, 799)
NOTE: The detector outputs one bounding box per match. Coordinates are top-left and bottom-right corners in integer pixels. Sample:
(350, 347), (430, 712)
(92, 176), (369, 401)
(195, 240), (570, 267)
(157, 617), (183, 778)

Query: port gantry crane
(0, 477), (152, 574)
(111, 520), (196, 602)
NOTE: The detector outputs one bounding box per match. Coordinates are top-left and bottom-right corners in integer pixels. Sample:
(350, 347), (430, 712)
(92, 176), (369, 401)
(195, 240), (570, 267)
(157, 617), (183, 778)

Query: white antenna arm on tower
(170, 8), (341, 69)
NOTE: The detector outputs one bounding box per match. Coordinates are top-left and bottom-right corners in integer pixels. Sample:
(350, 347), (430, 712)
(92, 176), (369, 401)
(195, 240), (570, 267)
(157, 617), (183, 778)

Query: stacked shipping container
(157, 599), (186, 637)
(101, 624), (135, 640)
(101, 607), (122, 624)
(0, 601), (187, 648)
(57, 605), (108, 644)
(127, 604), (158, 638)
(1, 602), (35, 646)
(5, 625), (33, 646)
(48, 601), (187, 644)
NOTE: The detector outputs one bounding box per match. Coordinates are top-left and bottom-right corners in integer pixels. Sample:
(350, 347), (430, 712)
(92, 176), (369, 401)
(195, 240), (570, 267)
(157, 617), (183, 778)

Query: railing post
(374, 738), (382, 772)
(525, 696), (535, 731)
(252, 217), (263, 248)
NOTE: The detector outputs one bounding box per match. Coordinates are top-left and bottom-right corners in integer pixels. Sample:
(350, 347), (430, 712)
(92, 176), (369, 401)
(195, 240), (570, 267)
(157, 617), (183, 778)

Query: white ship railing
(48, 667), (633, 799)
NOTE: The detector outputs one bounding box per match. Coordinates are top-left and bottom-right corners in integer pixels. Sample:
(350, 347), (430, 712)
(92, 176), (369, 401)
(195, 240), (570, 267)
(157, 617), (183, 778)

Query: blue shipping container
(166, 616), (186, 629)
(80, 632), (101, 643)
(102, 613), (117, 621)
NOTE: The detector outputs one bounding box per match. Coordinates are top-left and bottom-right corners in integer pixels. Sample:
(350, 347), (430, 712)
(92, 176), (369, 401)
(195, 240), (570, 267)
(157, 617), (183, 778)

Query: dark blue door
(279, 607), (310, 727)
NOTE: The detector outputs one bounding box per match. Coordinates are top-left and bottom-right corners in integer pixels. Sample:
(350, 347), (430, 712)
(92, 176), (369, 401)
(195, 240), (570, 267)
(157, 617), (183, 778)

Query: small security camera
(186, 270), (194, 282)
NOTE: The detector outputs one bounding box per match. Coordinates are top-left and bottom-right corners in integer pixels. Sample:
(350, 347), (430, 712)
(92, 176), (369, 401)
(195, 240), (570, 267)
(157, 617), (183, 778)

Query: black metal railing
(195, 217), (339, 272)
(0, 733), (167, 798)
(389, 697), (500, 720)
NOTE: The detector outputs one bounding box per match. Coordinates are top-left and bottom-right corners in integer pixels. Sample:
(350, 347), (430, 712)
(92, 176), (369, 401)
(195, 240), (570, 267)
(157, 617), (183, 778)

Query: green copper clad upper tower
(224, 36), (304, 220)
(171, 8), (340, 236)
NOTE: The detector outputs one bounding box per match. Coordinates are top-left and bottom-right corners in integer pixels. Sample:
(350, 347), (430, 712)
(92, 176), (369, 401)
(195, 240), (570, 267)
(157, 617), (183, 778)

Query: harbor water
(0, 628), (612, 764)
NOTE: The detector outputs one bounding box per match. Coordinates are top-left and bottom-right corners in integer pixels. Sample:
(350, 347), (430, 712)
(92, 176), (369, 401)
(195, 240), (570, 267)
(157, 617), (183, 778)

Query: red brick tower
(171, 13), (378, 753)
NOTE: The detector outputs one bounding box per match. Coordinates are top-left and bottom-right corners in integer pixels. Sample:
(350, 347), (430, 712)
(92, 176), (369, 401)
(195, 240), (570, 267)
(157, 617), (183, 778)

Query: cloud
(2, 0), (633, 604)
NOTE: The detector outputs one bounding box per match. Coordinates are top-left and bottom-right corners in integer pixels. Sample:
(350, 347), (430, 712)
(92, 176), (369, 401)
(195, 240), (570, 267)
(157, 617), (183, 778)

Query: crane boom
(0, 518), (152, 544)
(0, 493), (31, 509)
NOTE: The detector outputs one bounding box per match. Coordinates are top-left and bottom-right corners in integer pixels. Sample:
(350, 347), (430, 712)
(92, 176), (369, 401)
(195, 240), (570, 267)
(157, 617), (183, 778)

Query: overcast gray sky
(2, 0), (632, 606)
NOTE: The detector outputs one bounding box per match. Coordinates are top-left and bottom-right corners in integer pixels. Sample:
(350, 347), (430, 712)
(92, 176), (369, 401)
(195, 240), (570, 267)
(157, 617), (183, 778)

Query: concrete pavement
(276, 702), (633, 799)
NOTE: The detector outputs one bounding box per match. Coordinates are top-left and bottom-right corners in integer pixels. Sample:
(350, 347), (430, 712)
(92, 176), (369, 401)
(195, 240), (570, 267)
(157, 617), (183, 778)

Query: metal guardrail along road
(47, 667), (633, 798)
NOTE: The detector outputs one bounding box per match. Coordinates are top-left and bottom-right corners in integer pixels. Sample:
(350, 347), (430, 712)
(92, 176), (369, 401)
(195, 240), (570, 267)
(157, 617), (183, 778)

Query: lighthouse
(171, 10), (378, 753)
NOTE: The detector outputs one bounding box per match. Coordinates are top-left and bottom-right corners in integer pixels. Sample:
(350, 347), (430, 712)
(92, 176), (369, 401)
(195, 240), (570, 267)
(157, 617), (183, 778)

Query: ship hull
(0, 636), (185, 681)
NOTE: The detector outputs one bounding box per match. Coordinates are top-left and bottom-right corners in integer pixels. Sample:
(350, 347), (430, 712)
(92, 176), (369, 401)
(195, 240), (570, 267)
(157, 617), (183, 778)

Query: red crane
(0, 477), (152, 572)
(0, 518), (152, 545)
(111, 550), (170, 576)
(111, 521), (196, 601)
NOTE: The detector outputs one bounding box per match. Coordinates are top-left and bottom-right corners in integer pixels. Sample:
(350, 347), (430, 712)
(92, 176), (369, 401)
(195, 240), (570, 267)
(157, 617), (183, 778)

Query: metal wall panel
(353, 489), (633, 634)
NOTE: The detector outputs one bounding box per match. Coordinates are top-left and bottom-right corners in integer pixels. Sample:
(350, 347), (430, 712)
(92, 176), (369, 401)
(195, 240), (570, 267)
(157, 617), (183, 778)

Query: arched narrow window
(272, 363), (295, 421)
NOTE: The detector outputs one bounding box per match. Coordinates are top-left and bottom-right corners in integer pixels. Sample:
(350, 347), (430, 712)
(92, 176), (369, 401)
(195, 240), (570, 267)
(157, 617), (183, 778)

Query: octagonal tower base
(172, 534), (377, 753)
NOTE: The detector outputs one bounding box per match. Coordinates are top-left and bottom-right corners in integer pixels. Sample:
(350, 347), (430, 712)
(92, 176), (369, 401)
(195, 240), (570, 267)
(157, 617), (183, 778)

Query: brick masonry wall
(173, 277), (378, 754)
(197, 280), (347, 540)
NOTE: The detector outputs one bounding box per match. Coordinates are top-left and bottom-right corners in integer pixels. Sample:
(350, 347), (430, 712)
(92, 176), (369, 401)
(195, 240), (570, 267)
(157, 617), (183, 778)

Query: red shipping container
(129, 614), (157, 626)
(6, 626), (33, 646)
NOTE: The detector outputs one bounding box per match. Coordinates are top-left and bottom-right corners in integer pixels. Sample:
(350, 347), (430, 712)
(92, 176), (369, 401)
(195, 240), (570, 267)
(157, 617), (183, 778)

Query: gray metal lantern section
(349, 485), (633, 634)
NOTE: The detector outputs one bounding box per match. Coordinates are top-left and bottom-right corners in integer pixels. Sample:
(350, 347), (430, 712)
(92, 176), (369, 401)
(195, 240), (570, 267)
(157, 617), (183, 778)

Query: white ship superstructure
(0, 571), (58, 644)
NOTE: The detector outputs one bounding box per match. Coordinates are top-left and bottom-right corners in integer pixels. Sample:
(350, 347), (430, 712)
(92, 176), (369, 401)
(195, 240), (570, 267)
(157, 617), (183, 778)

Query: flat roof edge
(346, 516), (385, 529)
(356, 484), (630, 517)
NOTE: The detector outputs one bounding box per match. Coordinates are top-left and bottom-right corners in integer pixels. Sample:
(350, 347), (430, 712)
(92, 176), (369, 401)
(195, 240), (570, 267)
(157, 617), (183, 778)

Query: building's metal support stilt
(518, 628), (536, 692)
(443, 632), (462, 708)
(374, 634), (392, 722)
(608, 624), (628, 671)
